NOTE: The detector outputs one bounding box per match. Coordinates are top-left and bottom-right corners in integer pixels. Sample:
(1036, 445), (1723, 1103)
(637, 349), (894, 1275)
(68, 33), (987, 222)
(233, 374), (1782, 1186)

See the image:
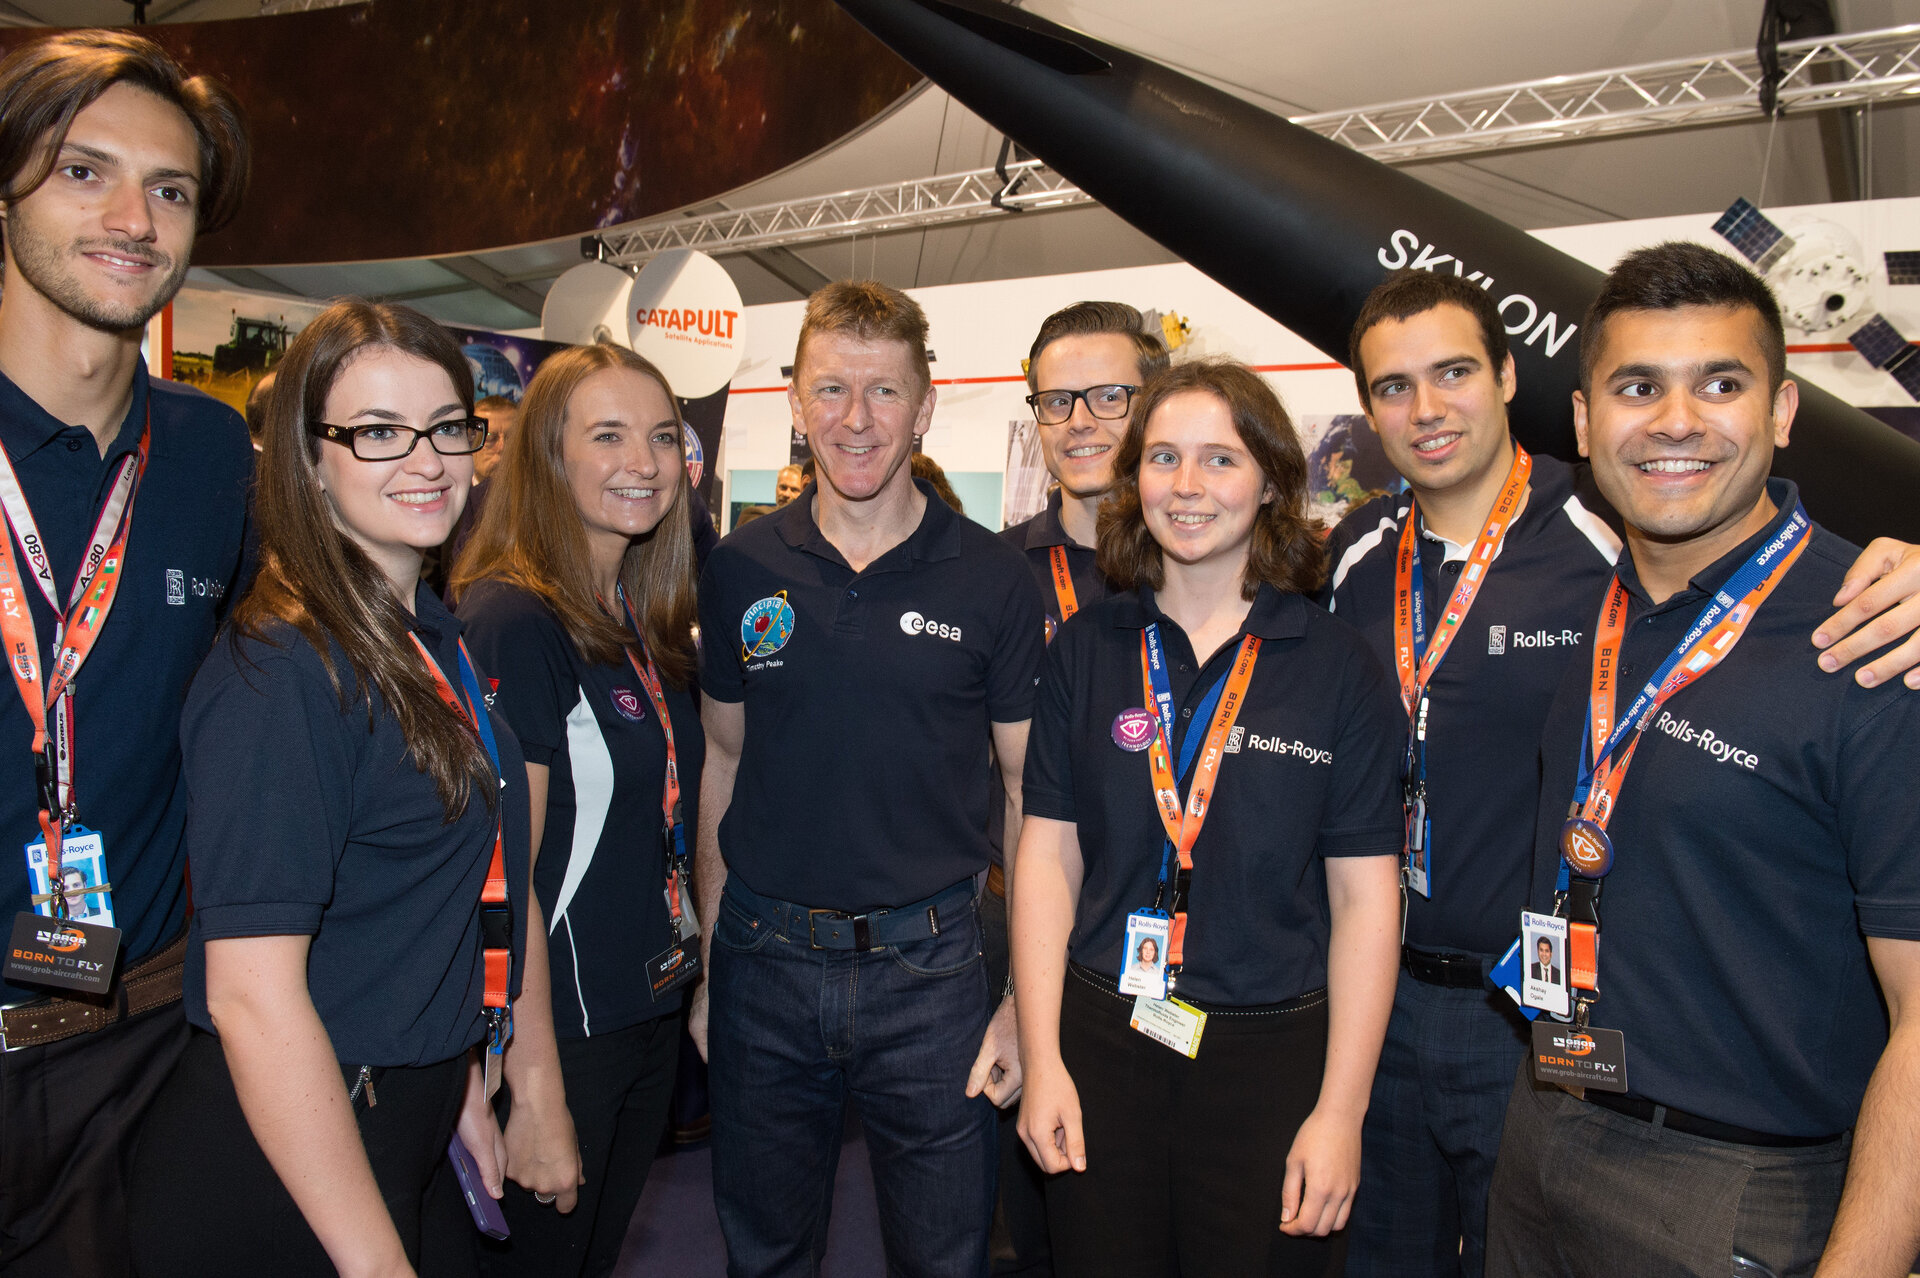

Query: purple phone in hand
(447, 1134), (510, 1239)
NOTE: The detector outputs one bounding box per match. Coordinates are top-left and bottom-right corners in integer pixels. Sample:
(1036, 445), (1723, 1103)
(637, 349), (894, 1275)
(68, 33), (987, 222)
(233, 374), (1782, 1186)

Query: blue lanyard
(1574, 502), (1809, 804)
(453, 639), (502, 778)
(1145, 622), (1232, 900)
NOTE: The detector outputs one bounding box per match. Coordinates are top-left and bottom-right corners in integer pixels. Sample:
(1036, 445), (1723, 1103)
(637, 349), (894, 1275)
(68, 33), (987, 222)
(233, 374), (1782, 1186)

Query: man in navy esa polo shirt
(692, 280), (1045, 1278)
(1485, 242), (1920, 1278)
(0, 32), (254, 1278)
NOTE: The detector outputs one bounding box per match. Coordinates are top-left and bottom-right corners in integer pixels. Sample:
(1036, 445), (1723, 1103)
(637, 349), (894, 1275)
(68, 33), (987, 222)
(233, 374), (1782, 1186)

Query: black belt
(731, 878), (976, 951)
(1401, 947), (1486, 989)
(1581, 1090), (1843, 1149)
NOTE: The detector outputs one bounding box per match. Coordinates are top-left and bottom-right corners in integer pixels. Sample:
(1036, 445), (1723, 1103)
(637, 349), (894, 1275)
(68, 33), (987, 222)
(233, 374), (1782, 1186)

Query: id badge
(5, 910), (120, 994)
(1405, 797), (1431, 899)
(647, 938), (702, 1001)
(25, 826), (113, 927)
(1117, 911), (1170, 999)
(1518, 911), (1571, 1018)
(1529, 1021), (1628, 1095)
(1130, 994), (1206, 1058)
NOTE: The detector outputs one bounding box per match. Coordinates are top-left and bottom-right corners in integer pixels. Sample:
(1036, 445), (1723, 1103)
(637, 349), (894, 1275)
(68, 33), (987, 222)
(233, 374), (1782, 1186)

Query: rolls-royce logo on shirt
(741, 592), (796, 661)
(1225, 726), (1246, 753)
(1488, 625), (1507, 655)
(610, 687), (646, 722)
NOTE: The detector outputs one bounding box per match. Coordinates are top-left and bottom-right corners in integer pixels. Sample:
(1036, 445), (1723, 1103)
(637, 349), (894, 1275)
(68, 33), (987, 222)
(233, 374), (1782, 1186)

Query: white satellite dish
(541, 262), (634, 347)
(627, 249), (746, 399)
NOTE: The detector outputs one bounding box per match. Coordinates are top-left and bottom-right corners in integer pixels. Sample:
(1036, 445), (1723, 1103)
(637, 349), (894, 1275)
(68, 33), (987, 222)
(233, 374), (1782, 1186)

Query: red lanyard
(1392, 444), (1529, 717)
(0, 415), (150, 916)
(1048, 545), (1079, 626)
(1577, 532), (1810, 831)
(1141, 632), (1260, 968)
(410, 634), (510, 1016)
(614, 586), (689, 928)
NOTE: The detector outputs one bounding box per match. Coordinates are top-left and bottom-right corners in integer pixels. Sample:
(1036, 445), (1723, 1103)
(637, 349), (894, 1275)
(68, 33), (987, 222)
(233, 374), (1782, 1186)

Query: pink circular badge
(1111, 709), (1157, 752)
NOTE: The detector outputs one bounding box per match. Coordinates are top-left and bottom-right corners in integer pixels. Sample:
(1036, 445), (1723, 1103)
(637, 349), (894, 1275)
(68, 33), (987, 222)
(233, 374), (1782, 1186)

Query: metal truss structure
(597, 159), (1090, 267)
(595, 24), (1920, 269)
(1297, 22), (1920, 162)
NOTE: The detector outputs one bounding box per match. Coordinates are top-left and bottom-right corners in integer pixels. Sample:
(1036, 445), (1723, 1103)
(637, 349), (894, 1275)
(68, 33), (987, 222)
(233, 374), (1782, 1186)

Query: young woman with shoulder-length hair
(1012, 359), (1405, 1276)
(450, 342), (702, 1278)
(128, 300), (579, 1278)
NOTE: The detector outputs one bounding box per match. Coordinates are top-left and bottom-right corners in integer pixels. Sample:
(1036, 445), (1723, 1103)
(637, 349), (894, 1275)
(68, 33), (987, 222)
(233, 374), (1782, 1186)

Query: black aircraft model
(834, 0), (1920, 545)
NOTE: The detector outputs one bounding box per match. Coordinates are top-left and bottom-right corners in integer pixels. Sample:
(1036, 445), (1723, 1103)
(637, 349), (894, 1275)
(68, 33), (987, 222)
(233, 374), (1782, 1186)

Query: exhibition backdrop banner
(0, 0), (920, 265)
(163, 288), (325, 416)
(444, 327), (574, 404)
(716, 196), (1920, 537)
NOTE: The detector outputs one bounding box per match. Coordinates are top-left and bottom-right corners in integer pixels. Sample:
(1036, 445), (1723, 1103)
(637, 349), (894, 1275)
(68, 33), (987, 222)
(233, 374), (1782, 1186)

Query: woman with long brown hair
(128, 300), (577, 1277)
(450, 342), (701, 1278)
(1011, 359), (1405, 1275)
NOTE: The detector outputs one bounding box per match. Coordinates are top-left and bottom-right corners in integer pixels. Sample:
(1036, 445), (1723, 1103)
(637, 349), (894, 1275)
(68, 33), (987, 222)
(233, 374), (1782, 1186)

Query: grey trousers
(1484, 1063), (1850, 1278)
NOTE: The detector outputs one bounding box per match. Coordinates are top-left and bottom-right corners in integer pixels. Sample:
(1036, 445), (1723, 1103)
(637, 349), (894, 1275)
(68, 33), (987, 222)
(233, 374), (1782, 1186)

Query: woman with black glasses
(129, 301), (574, 1278)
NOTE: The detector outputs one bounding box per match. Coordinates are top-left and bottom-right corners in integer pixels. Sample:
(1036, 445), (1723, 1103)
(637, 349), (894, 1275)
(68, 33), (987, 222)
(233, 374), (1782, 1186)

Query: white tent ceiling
(11, 0), (1919, 328)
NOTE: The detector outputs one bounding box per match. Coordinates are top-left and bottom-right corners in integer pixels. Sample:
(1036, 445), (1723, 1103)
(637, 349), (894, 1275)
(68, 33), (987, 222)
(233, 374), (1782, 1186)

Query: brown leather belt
(2, 928), (189, 1051)
(986, 864), (1006, 900)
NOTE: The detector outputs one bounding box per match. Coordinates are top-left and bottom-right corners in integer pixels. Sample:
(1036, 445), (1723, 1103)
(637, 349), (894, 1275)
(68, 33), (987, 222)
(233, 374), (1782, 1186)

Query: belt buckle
(808, 909), (872, 950)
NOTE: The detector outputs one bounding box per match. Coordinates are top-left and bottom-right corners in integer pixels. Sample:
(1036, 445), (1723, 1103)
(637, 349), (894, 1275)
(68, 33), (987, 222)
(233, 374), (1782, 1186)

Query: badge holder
(1117, 911), (1171, 1000)
(1526, 876), (1626, 1095)
(647, 820), (702, 1001)
(7, 783), (120, 996)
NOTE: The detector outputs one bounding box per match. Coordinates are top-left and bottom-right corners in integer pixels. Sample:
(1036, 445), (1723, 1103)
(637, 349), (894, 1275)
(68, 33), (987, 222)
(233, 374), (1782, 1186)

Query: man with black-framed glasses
(984, 300), (1168, 1277)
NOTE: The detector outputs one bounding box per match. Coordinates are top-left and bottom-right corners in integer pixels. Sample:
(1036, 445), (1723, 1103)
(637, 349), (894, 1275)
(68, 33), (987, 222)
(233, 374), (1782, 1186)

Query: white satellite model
(541, 262), (636, 347)
(1712, 198), (1919, 402)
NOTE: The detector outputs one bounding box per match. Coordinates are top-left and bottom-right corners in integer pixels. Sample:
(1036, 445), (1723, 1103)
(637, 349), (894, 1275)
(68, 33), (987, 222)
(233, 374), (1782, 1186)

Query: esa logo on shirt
(899, 610), (962, 642)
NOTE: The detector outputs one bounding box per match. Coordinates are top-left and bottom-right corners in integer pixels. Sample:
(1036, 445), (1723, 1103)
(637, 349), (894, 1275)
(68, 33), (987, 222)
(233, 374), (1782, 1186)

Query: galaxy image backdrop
(0, 0), (920, 266)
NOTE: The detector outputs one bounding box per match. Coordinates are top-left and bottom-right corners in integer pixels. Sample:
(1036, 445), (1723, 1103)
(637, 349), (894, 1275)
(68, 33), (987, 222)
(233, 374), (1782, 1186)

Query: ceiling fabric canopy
(0, 0), (921, 265)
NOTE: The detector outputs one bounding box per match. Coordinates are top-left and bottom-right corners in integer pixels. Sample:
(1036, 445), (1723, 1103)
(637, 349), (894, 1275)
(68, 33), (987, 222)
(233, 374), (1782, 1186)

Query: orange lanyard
(1048, 545), (1079, 625)
(1577, 529), (1810, 832)
(1556, 504), (1812, 1014)
(1141, 629), (1260, 970)
(410, 634), (511, 1016)
(614, 586), (690, 927)
(1392, 444), (1529, 717)
(0, 416), (149, 916)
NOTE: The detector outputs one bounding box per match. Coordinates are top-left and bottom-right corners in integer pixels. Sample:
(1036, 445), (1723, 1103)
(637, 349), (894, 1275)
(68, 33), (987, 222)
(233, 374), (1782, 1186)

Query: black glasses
(309, 417), (490, 461)
(1024, 384), (1138, 425)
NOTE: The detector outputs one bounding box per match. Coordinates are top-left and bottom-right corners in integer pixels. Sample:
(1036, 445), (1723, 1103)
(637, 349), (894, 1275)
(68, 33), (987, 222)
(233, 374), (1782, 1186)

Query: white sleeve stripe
(1328, 513), (1403, 601)
(1562, 495), (1622, 565)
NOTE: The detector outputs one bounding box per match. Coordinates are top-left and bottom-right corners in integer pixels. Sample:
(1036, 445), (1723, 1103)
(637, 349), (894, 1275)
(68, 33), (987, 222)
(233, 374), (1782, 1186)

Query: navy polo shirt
(459, 580), (703, 1038)
(698, 479), (1046, 912)
(1324, 450), (1619, 958)
(181, 585), (533, 1068)
(1022, 584), (1405, 1006)
(0, 363), (252, 1005)
(1000, 487), (1111, 635)
(1528, 482), (1920, 1137)
(991, 488), (1114, 864)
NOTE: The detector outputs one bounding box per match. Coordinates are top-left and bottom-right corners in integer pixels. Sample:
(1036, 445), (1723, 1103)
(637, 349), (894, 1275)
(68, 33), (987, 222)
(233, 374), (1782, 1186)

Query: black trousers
(1046, 966), (1343, 1278)
(127, 1029), (467, 1278)
(477, 1013), (680, 1278)
(0, 999), (189, 1278)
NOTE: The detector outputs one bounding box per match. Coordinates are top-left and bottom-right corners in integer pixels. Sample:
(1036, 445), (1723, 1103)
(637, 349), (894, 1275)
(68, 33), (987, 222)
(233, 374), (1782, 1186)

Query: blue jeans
(709, 876), (997, 1278)
(1345, 968), (1530, 1278)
